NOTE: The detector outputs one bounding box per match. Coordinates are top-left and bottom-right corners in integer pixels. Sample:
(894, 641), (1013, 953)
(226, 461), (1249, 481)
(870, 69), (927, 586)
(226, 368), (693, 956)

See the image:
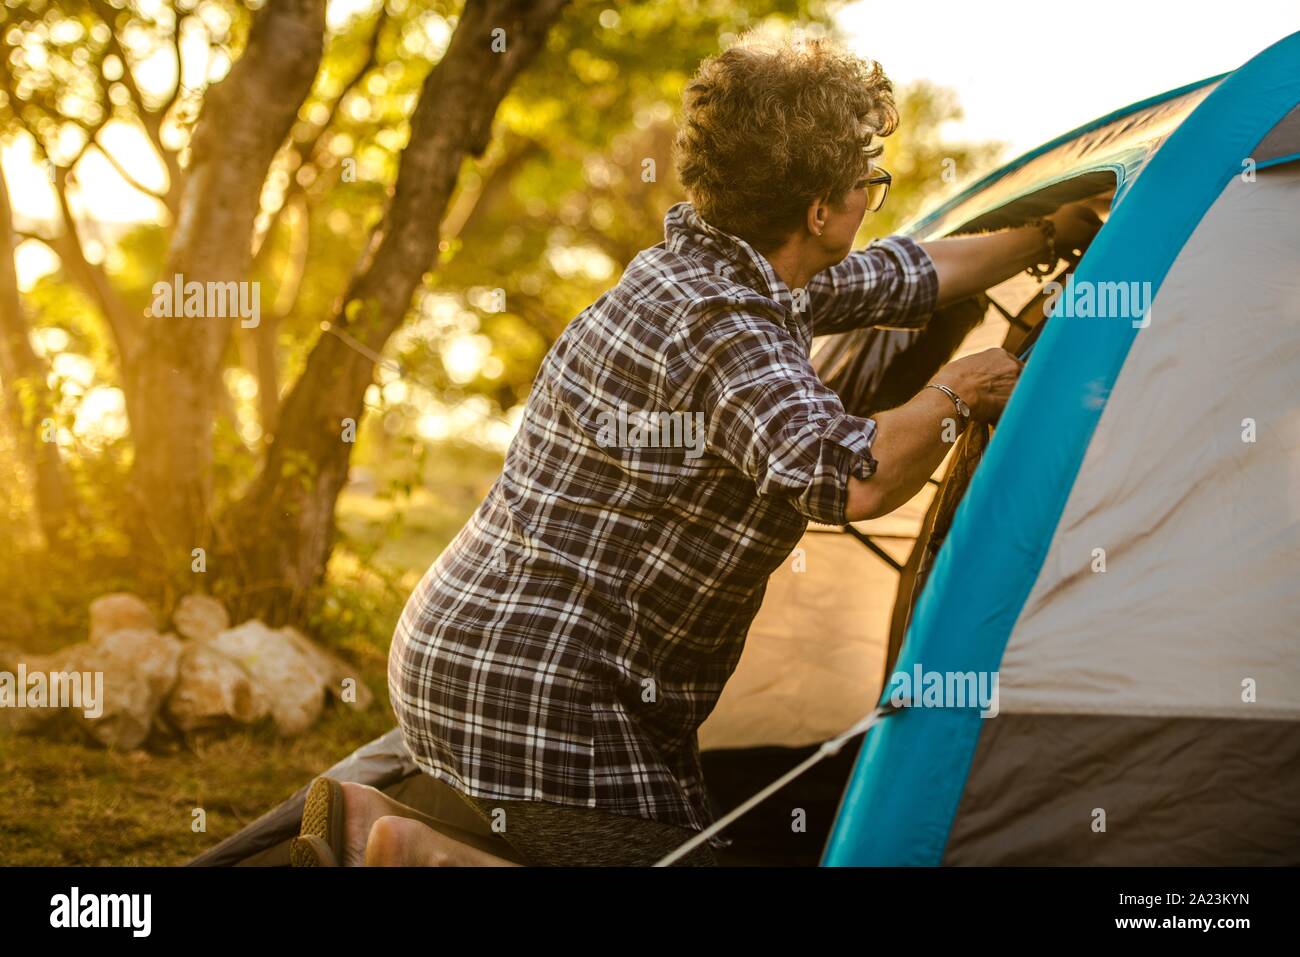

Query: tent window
(1255, 103), (1300, 165)
(949, 170), (1116, 236)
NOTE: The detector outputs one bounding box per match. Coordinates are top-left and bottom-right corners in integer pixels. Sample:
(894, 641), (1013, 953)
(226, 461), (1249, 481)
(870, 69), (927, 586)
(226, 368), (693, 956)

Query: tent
(825, 30), (1300, 865)
(193, 31), (1300, 867)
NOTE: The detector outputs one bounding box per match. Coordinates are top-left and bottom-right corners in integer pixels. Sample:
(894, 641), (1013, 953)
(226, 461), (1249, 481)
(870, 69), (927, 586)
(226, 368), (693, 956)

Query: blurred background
(0, 0), (1293, 864)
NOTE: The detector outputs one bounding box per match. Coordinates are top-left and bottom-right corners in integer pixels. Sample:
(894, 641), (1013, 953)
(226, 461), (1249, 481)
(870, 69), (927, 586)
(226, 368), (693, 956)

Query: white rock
(88, 593), (157, 644)
(4, 613), (368, 746)
(71, 628), (183, 750)
(165, 642), (269, 733)
(172, 594), (231, 643)
(206, 621), (327, 736)
(281, 626), (374, 710)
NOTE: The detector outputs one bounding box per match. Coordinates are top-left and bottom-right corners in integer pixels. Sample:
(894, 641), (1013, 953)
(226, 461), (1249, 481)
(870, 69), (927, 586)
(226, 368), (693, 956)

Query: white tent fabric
(999, 163), (1300, 719)
(697, 528), (894, 749)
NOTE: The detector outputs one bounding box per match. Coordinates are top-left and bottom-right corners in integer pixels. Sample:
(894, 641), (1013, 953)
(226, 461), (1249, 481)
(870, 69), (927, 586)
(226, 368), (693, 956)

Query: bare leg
(364, 816), (520, 867)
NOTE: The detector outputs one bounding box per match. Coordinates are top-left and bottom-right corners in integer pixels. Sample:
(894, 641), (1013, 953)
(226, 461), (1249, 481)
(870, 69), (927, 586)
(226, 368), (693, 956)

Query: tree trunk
(0, 169), (75, 545)
(227, 0), (568, 623)
(123, 0), (325, 582)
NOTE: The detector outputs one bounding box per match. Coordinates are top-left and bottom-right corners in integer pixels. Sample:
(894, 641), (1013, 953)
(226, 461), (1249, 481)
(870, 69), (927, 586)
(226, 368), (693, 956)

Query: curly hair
(674, 34), (898, 252)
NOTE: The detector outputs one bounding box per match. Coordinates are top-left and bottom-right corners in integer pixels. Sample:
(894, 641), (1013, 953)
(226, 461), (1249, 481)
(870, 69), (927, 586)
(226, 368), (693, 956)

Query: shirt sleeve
(689, 312), (878, 526)
(806, 234), (939, 337)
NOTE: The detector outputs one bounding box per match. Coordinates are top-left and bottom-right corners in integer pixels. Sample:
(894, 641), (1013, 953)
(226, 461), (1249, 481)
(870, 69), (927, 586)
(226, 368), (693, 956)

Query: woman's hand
(1046, 199), (1106, 255)
(924, 193), (1107, 308)
(933, 348), (1024, 424)
(845, 348), (1025, 521)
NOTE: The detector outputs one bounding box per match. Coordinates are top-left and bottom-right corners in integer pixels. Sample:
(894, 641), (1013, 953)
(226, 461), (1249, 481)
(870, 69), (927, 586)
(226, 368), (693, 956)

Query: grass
(0, 704), (395, 866)
(0, 442), (503, 866)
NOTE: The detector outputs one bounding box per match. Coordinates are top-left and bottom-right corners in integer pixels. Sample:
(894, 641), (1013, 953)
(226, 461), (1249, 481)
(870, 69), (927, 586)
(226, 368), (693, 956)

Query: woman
(295, 34), (1101, 867)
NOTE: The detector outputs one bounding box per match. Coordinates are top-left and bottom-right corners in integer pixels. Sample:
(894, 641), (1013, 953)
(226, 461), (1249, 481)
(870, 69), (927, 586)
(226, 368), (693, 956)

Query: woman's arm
(845, 386), (957, 521)
(922, 202), (1104, 309)
(845, 347), (1024, 521)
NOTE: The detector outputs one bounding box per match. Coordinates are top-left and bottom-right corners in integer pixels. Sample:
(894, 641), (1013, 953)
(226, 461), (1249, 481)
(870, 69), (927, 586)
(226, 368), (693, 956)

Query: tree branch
(50, 167), (139, 358)
(87, 0), (168, 159)
(92, 133), (169, 203)
(251, 7), (388, 261)
(442, 134), (544, 244)
(160, 9), (187, 123)
(86, 0), (184, 210)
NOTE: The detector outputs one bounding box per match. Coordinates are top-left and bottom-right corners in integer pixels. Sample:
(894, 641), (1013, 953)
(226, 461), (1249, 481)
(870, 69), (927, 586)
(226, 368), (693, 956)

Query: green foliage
(3, 0), (1001, 537)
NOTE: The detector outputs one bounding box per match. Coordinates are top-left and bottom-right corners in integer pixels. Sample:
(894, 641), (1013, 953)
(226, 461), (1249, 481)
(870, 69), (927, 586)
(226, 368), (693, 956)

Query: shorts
(457, 792), (717, 867)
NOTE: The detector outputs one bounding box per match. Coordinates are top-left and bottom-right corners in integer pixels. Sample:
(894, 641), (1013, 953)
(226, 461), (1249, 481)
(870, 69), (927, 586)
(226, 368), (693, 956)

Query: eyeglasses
(863, 167), (892, 212)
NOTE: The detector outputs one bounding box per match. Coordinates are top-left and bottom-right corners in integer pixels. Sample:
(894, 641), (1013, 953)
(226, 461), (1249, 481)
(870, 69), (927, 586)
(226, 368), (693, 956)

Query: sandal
(292, 776), (345, 867)
(289, 834), (337, 867)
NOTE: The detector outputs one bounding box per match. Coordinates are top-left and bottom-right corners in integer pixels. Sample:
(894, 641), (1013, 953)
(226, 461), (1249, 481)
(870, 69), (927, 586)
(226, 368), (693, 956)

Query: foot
(363, 815), (520, 867)
(339, 781), (429, 867)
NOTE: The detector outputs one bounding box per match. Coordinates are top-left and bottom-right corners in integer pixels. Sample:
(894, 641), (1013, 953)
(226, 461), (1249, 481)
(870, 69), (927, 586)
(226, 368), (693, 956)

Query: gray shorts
(457, 792), (717, 867)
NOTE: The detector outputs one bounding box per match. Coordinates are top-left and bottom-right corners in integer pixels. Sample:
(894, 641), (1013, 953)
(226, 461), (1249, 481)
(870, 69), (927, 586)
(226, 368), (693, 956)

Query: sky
(838, 0), (1299, 158)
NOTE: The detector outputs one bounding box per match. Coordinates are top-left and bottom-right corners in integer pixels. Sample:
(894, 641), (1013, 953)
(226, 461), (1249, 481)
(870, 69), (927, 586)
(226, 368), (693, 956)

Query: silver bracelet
(925, 382), (971, 427)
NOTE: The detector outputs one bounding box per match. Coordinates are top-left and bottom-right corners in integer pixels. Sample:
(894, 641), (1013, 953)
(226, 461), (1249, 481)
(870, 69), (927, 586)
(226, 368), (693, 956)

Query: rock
(88, 593), (156, 644)
(165, 642), (269, 734)
(206, 621), (328, 736)
(281, 626), (373, 711)
(70, 628), (182, 750)
(172, 594), (230, 643)
(4, 611), (369, 746)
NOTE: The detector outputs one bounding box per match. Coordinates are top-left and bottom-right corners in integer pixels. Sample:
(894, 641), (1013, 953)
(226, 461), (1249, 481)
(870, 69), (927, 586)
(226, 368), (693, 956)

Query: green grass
(0, 702), (395, 865)
(0, 442), (503, 866)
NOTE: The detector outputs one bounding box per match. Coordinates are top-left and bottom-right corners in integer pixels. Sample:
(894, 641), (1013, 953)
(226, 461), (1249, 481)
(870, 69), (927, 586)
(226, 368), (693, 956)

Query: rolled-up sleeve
(806, 235), (938, 336)
(691, 314), (877, 526)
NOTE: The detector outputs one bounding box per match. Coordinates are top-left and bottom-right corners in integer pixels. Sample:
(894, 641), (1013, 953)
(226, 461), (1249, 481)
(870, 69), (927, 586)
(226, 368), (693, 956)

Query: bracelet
(925, 382), (970, 430)
(1024, 217), (1057, 280)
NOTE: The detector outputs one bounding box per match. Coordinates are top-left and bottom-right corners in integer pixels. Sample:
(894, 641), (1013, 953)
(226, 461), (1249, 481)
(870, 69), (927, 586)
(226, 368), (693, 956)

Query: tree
(224, 0), (567, 621)
(127, 0), (327, 581)
(1, 0), (998, 624)
(2, 0), (569, 617)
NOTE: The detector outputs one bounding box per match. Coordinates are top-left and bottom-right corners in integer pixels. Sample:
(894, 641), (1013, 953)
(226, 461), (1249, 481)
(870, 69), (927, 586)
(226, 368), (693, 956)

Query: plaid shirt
(390, 201), (937, 840)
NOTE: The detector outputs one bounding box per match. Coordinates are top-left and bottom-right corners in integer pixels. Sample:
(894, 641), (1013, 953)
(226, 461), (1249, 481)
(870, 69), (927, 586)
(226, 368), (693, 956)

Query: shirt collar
(663, 202), (796, 318)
